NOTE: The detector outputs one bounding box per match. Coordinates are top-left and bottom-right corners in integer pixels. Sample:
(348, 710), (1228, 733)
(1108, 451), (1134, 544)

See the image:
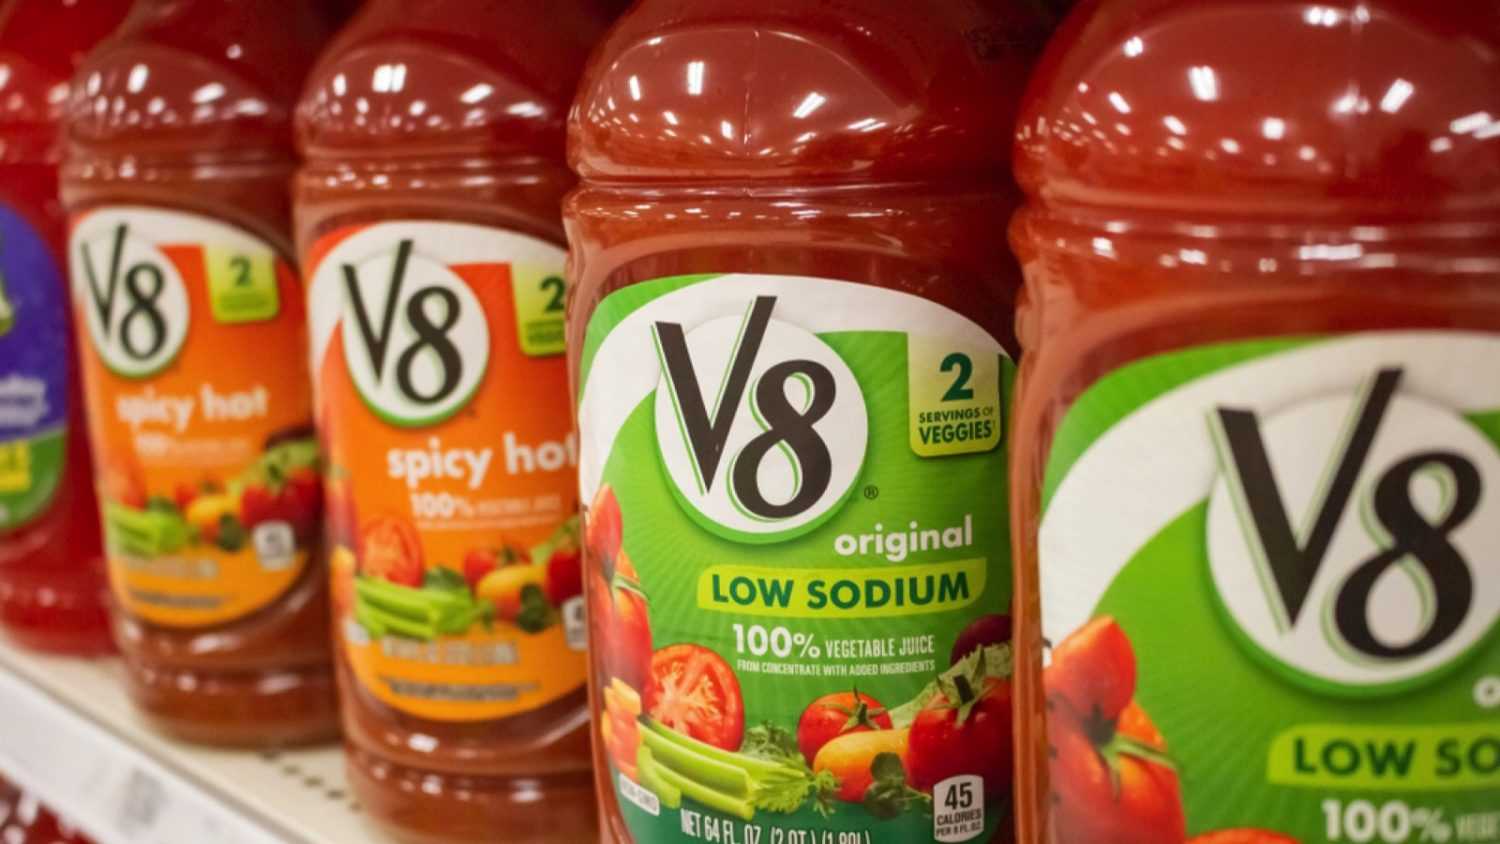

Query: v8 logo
(653, 297), (868, 543)
(1208, 368), (1500, 695)
(340, 239), (489, 428)
(72, 221), (190, 378)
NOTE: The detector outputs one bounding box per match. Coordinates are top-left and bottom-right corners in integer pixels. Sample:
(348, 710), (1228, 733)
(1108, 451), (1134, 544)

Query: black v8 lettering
(343, 238), (467, 409)
(1215, 367), (1481, 660)
(654, 296), (840, 522)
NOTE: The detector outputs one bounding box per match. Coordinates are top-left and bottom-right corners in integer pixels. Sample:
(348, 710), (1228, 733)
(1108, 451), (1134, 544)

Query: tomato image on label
(589, 485), (655, 695)
(647, 643), (747, 751)
(578, 274), (1017, 843)
(307, 221), (585, 723)
(360, 516), (424, 588)
(797, 689), (893, 765)
(1038, 333), (1500, 844)
(907, 668), (1013, 799)
(1047, 619), (1185, 844)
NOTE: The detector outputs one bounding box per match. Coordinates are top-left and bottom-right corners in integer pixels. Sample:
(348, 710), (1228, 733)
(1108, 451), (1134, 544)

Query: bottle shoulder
(0, 1), (132, 159)
(297, 5), (604, 162)
(569, 0), (1049, 186)
(64, 6), (326, 154)
(1017, 0), (1500, 219)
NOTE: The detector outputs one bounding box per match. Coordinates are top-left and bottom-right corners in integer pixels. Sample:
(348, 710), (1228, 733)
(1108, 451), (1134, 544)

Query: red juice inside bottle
(297, 1), (607, 839)
(62, 0), (337, 746)
(0, 0), (131, 655)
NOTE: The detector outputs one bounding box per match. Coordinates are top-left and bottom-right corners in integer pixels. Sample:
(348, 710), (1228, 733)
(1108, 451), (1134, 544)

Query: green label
(0, 430), (65, 530)
(578, 273), (1015, 844)
(205, 245), (279, 323)
(510, 265), (567, 357)
(908, 337), (1002, 458)
(0, 203), (71, 532)
(1039, 332), (1500, 844)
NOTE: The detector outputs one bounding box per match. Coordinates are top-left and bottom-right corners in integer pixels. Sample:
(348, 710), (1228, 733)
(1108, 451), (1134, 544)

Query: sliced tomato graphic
(646, 643), (745, 751)
(360, 516), (424, 587)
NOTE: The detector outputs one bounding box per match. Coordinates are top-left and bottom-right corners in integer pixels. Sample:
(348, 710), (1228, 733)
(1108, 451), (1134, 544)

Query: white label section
(305, 221), (566, 405)
(933, 775), (985, 842)
(577, 274), (1005, 504)
(70, 208), (270, 378)
(1040, 332), (1500, 667)
(653, 305), (868, 539)
(1207, 387), (1500, 688)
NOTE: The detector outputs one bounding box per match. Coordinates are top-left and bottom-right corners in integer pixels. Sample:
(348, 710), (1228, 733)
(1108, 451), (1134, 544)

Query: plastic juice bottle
(567, 2), (1045, 842)
(295, 2), (607, 841)
(61, 0), (336, 745)
(1010, 2), (1500, 843)
(0, 0), (129, 654)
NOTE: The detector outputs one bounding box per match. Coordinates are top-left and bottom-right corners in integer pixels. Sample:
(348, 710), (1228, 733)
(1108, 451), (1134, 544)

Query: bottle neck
(0, 0), (132, 67)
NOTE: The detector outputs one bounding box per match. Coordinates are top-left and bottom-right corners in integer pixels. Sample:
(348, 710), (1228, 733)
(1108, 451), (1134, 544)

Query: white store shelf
(0, 638), (381, 844)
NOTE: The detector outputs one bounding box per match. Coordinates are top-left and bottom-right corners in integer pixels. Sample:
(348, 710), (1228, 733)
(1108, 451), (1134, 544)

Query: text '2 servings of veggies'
(578, 274), (1017, 843)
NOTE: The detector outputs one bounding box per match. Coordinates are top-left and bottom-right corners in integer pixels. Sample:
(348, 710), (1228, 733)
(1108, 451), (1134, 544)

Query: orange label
(69, 207), (318, 628)
(307, 221), (584, 723)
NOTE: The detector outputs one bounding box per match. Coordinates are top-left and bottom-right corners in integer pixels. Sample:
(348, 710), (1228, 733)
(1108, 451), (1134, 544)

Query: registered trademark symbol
(1476, 675), (1500, 709)
(863, 485), (879, 500)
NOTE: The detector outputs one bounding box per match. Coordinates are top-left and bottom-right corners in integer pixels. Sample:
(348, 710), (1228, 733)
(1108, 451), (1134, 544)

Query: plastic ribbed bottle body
(1010, 3), (1500, 843)
(568, 3), (1046, 842)
(295, 2), (606, 840)
(61, 0), (336, 747)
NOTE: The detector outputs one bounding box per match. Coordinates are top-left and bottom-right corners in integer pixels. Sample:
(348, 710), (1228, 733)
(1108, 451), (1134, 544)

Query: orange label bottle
(566, 3), (1047, 842)
(62, 0), (336, 746)
(1011, 2), (1500, 843)
(0, 0), (129, 655)
(295, 2), (606, 841)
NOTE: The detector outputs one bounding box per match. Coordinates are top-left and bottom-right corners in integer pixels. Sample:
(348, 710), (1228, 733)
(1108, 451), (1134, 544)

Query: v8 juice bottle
(1010, 2), (1500, 843)
(0, 0), (129, 654)
(567, 2), (1046, 841)
(295, 2), (607, 841)
(62, 0), (336, 745)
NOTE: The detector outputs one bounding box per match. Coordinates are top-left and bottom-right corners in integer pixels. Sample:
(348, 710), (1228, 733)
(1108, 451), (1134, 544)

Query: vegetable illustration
(586, 486), (653, 691)
(544, 544), (582, 605)
(585, 483), (623, 564)
(173, 482), (199, 511)
(796, 689), (892, 765)
(329, 545), (357, 616)
(360, 516), (424, 587)
(237, 438), (322, 541)
(462, 548), (499, 588)
(593, 549), (653, 693)
(906, 667), (1013, 797)
(647, 643), (745, 752)
(812, 726), (911, 803)
(635, 717), (836, 821)
(185, 492), (238, 537)
(1050, 614), (1135, 723)
(476, 563), (546, 620)
(104, 501), (190, 556)
(603, 678), (644, 781)
(1048, 617), (1185, 844)
(862, 752), (932, 820)
(100, 455), (147, 510)
(323, 468), (359, 549)
(353, 568), (493, 641)
(951, 612), (1013, 666)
